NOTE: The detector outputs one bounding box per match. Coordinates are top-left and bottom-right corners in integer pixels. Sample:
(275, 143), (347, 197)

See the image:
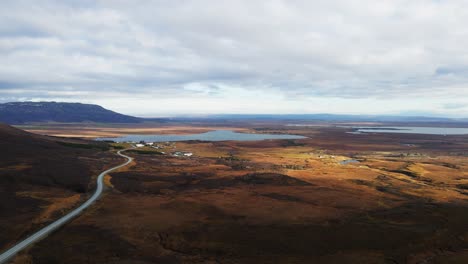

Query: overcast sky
(1, 1), (468, 117)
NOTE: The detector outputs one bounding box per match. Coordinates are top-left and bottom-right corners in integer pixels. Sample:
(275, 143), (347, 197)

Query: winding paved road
(0, 149), (133, 263)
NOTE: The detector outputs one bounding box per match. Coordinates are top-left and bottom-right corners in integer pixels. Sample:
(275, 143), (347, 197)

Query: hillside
(0, 123), (120, 251)
(0, 102), (141, 124)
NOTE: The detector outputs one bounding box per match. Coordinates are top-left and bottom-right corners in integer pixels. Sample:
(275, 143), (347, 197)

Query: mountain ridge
(0, 102), (141, 124)
(1, 101), (467, 124)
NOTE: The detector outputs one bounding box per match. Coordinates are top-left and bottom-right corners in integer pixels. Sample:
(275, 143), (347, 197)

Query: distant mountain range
(0, 102), (141, 124)
(0, 101), (466, 124)
(197, 114), (466, 123)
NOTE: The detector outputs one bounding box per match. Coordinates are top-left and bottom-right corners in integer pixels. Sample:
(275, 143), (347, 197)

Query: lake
(353, 126), (468, 135)
(96, 130), (307, 142)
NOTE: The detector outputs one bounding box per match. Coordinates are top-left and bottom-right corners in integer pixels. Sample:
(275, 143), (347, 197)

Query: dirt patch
(104, 174), (114, 188)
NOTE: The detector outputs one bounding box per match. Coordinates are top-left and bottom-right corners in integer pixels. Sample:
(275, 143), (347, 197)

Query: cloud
(443, 102), (468, 110)
(1, 0), (468, 116)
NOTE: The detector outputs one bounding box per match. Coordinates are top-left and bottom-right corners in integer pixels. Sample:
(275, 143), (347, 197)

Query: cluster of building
(172, 151), (193, 157)
(134, 141), (175, 148)
(131, 141), (193, 157)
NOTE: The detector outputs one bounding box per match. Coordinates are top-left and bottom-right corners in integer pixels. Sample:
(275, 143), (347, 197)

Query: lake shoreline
(96, 130), (307, 142)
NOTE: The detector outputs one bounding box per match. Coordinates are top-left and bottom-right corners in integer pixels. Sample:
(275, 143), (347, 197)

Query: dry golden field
(6, 124), (468, 263)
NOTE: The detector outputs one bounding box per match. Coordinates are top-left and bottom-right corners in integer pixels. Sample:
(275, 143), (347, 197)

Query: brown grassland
(17, 123), (249, 138)
(5, 123), (468, 263)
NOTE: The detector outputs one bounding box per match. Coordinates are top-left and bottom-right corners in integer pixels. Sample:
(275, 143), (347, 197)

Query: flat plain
(4, 122), (468, 263)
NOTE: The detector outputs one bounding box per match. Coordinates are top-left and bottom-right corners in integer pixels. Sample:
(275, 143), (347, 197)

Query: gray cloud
(1, 0), (468, 115)
(443, 102), (468, 110)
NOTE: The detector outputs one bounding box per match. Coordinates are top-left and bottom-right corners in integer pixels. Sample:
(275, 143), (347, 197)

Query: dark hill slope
(0, 123), (109, 191)
(0, 124), (120, 250)
(0, 102), (141, 124)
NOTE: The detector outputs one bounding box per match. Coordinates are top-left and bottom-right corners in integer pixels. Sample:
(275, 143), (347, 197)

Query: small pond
(340, 159), (360, 165)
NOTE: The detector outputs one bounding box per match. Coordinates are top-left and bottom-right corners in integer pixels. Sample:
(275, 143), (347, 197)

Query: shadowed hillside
(0, 123), (122, 251)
